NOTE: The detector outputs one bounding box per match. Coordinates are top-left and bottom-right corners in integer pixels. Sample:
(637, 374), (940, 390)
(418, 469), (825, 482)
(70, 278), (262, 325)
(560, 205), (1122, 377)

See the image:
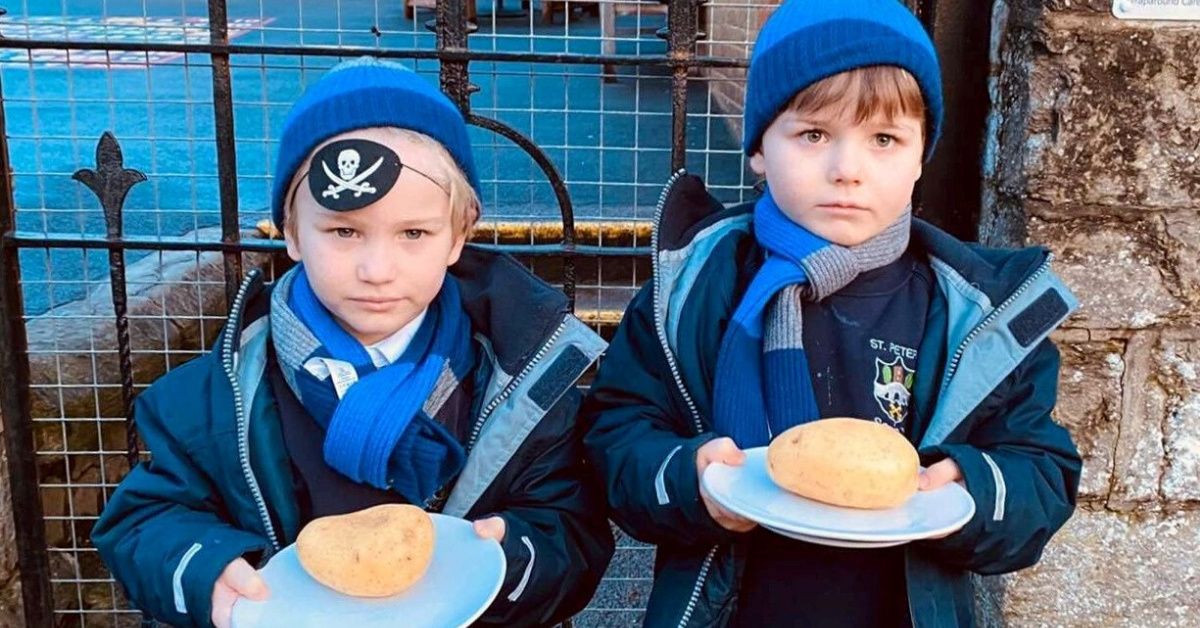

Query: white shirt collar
(365, 308), (428, 368)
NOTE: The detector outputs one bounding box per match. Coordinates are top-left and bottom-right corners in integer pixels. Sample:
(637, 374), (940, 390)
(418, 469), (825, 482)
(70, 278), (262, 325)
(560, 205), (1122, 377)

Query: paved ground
(1, 0), (748, 313)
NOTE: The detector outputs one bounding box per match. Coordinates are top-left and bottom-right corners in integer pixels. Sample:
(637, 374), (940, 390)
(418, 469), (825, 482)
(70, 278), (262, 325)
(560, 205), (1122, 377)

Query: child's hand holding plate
(231, 505), (506, 628)
(701, 418), (975, 547)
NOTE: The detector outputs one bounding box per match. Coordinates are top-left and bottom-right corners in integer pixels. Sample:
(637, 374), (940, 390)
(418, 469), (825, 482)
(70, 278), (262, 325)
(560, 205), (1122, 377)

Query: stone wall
(698, 0), (778, 143)
(978, 1), (1200, 625)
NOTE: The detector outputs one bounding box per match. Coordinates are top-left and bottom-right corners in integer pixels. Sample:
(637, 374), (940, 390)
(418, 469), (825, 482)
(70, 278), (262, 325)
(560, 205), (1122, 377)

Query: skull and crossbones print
(301, 137), (450, 213)
(305, 138), (403, 212)
(321, 148), (384, 199)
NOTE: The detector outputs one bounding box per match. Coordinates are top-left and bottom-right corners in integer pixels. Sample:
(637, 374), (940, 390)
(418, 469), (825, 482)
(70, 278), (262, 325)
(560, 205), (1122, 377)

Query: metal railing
(0, 0), (978, 625)
(0, 1), (754, 624)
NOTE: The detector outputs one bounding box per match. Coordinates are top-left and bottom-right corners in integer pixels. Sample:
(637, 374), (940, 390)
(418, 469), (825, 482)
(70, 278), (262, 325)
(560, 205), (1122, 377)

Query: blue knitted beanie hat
(271, 57), (480, 228)
(742, 0), (943, 161)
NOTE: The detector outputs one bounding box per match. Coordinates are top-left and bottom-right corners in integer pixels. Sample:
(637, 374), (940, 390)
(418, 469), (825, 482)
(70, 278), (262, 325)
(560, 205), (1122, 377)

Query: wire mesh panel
(25, 246), (279, 628)
(0, 0), (778, 625)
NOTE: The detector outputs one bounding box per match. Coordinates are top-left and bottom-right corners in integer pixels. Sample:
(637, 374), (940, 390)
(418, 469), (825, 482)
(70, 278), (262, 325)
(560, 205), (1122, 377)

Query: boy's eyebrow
(873, 120), (921, 133)
(310, 205), (357, 222)
(391, 215), (448, 228)
(313, 208), (449, 228)
(782, 110), (842, 126)
(786, 111), (921, 133)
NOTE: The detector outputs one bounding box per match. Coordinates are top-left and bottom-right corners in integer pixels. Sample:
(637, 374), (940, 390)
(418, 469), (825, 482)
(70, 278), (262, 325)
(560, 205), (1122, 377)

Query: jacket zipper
(221, 269), (280, 551)
(650, 169), (705, 435)
(937, 255), (1054, 396)
(649, 169), (719, 628)
(678, 545), (718, 628)
(907, 257), (1053, 626)
(465, 316), (570, 453)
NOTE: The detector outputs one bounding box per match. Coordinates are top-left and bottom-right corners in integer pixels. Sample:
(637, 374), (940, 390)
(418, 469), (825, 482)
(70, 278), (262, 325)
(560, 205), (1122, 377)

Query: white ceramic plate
(759, 523), (907, 548)
(702, 447), (975, 544)
(232, 513), (506, 628)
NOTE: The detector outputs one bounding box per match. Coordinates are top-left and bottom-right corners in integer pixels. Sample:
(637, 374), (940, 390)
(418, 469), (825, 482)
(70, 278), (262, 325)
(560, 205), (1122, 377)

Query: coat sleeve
(91, 378), (270, 628)
(917, 339), (1082, 575)
(472, 389), (615, 627)
(581, 285), (735, 548)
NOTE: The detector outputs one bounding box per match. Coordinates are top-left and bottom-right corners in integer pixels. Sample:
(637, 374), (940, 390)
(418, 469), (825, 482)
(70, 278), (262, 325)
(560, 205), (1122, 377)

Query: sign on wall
(1113, 0), (1200, 20)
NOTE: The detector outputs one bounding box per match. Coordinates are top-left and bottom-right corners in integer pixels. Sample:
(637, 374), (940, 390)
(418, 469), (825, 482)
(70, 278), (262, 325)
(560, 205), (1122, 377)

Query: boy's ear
(749, 150), (767, 177)
(447, 230), (468, 267)
(283, 170), (308, 263)
(447, 201), (478, 267)
(284, 221), (302, 263)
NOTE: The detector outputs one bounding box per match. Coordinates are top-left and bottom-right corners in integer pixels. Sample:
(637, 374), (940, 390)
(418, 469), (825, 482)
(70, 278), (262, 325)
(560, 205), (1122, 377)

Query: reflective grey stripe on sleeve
(980, 452), (1006, 521)
(655, 445), (684, 505)
(173, 543), (203, 614)
(506, 536), (535, 603)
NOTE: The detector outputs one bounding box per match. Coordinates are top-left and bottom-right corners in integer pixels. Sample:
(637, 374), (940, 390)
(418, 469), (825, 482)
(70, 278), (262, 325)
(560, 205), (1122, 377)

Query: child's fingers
(720, 440), (747, 466)
(918, 458), (963, 491)
(224, 558), (270, 601)
(211, 594), (234, 628)
(242, 572), (270, 601)
(699, 437), (745, 468)
(211, 580), (237, 627)
(701, 482), (757, 532)
(715, 505), (756, 531)
(472, 516), (507, 542)
(212, 606), (232, 628)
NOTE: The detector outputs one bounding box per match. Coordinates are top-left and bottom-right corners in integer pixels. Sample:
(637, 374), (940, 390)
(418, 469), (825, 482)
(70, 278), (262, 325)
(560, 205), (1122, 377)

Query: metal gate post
(0, 70), (55, 628)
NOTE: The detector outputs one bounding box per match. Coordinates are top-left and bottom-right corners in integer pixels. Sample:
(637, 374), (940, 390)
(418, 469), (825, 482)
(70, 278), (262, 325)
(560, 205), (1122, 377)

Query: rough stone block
(1155, 336), (1200, 501)
(1055, 339), (1125, 499)
(1109, 332), (1166, 508)
(1024, 14), (1200, 210)
(21, 230), (271, 427)
(1029, 217), (1188, 329)
(1046, 0), (1116, 13)
(983, 508), (1200, 627)
(1096, 332), (1200, 509)
(1162, 211), (1200, 315)
(700, 0), (777, 131)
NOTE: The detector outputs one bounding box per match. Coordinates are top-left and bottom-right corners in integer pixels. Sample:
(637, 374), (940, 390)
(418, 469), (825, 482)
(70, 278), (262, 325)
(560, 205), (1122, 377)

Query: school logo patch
(873, 356), (915, 426)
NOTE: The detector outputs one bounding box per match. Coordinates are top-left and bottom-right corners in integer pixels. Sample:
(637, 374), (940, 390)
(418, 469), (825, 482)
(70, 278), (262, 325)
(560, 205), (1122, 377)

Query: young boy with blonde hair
(583, 1), (1082, 625)
(94, 57), (613, 628)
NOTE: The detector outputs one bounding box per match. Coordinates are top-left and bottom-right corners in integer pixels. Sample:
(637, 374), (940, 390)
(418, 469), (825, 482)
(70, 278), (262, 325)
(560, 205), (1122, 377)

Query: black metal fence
(0, 2), (748, 624)
(0, 0), (983, 625)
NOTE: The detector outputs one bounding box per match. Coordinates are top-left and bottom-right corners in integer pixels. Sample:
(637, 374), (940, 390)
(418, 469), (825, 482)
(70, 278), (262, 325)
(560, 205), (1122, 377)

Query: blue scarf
(711, 190), (910, 447)
(275, 266), (473, 505)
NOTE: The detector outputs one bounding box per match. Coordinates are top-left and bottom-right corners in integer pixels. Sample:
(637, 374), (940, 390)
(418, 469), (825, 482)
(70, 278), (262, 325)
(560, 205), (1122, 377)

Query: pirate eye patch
(304, 138), (448, 212)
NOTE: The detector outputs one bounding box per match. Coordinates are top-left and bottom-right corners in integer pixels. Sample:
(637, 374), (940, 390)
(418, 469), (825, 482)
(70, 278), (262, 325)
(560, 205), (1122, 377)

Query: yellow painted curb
(255, 219), (653, 244)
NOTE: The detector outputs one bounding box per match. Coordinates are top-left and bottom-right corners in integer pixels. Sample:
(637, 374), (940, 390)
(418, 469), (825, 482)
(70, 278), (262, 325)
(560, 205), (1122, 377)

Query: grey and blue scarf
(712, 190), (910, 447)
(270, 265), (473, 505)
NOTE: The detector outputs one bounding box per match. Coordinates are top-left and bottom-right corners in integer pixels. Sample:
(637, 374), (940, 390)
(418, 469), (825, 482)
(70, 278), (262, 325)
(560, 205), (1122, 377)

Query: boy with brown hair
(583, 1), (1082, 625)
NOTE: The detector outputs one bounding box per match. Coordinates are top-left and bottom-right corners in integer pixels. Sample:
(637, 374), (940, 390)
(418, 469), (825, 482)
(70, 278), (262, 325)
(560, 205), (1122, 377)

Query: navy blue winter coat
(92, 248), (614, 628)
(582, 173), (1082, 628)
